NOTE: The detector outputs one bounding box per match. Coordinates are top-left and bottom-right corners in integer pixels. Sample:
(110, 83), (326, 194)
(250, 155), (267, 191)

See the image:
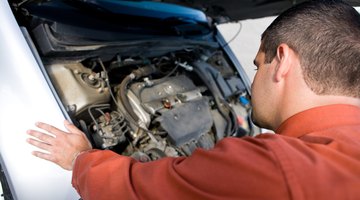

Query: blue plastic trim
(84, 0), (208, 23)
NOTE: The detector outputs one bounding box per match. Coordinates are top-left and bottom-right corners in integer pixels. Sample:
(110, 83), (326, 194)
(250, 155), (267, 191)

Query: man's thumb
(64, 120), (84, 135)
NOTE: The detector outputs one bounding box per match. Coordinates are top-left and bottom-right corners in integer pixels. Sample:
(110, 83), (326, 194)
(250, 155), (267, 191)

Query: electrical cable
(220, 22), (242, 49)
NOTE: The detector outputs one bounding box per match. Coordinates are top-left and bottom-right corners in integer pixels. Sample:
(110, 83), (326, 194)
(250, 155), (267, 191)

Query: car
(1, 0), (359, 200)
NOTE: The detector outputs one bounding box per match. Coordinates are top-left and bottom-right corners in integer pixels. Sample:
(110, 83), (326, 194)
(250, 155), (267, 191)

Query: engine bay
(12, 0), (259, 161)
(45, 48), (257, 161)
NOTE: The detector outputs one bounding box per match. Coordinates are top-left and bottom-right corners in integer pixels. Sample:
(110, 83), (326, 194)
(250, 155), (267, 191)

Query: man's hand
(26, 120), (92, 170)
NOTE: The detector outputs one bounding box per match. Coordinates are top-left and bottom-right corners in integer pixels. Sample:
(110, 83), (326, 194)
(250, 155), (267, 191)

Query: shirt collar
(276, 104), (360, 138)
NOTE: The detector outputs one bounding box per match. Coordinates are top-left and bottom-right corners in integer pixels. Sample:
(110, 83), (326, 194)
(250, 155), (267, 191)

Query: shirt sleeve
(71, 137), (289, 200)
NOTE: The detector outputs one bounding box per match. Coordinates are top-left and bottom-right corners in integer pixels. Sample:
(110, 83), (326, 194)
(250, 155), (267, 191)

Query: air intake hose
(118, 65), (157, 124)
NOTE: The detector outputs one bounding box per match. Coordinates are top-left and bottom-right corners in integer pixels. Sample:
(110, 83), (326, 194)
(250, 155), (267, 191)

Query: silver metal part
(176, 88), (203, 102)
(47, 63), (110, 115)
(126, 90), (151, 127)
(175, 61), (193, 71)
(130, 75), (200, 115)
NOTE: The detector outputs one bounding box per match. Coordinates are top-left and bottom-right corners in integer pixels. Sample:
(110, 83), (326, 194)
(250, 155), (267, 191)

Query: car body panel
(0, 1), (79, 199)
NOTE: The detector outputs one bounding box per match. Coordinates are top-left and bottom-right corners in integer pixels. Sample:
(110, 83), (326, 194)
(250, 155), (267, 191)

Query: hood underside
(10, 0), (360, 23)
(163, 0), (360, 21)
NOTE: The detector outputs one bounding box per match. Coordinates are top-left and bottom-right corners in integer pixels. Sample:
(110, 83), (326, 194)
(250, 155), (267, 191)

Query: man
(27, 0), (360, 199)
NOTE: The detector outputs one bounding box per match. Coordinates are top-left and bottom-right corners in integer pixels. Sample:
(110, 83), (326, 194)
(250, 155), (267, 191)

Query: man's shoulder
(221, 132), (360, 199)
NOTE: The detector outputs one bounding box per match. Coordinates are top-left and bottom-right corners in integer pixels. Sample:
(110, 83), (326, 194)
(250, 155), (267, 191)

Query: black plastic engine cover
(156, 98), (213, 147)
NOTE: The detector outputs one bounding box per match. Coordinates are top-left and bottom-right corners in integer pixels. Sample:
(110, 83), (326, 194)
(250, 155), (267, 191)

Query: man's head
(262, 0), (360, 97)
(251, 0), (360, 130)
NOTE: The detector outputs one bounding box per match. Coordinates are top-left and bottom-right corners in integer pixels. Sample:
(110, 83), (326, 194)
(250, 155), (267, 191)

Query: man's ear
(274, 43), (292, 82)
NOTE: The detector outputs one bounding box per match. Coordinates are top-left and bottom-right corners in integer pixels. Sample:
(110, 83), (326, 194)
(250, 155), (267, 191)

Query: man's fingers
(64, 120), (84, 135)
(26, 138), (53, 152)
(27, 129), (55, 145)
(35, 122), (63, 136)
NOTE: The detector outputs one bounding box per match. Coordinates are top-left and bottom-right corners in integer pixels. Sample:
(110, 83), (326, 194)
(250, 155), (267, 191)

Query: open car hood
(164, 0), (360, 21)
(164, 0), (308, 21)
(11, 0), (360, 24)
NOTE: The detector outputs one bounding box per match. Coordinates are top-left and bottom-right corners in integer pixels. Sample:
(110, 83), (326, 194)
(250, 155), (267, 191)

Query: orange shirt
(72, 104), (360, 200)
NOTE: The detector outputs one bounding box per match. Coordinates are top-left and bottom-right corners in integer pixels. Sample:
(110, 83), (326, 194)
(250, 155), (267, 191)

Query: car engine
(46, 48), (256, 161)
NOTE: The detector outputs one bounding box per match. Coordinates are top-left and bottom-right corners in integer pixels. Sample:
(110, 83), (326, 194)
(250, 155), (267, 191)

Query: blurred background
(218, 16), (276, 82)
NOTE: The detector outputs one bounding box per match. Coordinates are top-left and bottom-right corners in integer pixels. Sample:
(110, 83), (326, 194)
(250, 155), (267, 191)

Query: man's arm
(71, 138), (288, 200)
(27, 121), (288, 200)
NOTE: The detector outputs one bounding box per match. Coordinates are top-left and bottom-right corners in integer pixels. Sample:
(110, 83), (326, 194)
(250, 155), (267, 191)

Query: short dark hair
(261, 0), (360, 97)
